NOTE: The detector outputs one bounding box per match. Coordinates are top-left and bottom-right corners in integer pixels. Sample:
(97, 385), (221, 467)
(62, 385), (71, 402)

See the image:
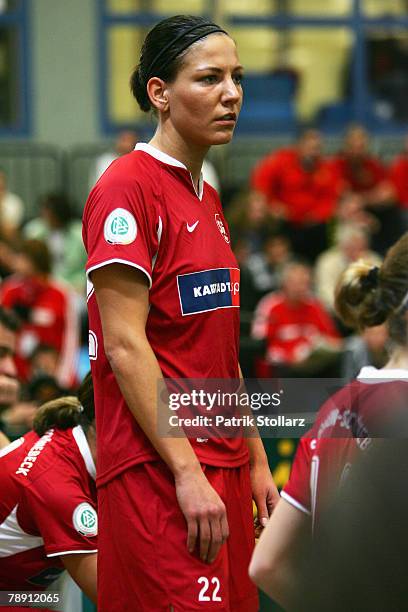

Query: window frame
(0, 0), (31, 137)
(98, 0), (408, 135)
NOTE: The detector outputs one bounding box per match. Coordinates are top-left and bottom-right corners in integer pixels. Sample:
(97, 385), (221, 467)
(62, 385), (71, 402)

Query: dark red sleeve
(281, 437), (313, 514)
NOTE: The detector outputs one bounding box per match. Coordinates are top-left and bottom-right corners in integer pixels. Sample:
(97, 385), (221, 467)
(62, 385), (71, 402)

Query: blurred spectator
(334, 191), (379, 236)
(227, 189), (276, 255)
(330, 124), (398, 253)
(330, 125), (390, 198)
(341, 324), (390, 380)
(315, 225), (381, 312)
(89, 130), (138, 188)
(1, 401), (38, 441)
(251, 129), (342, 262)
(252, 262), (341, 376)
(244, 234), (292, 301)
(30, 343), (59, 379)
(23, 193), (86, 294)
(24, 374), (66, 405)
(0, 306), (20, 447)
(0, 167), (24, 241)
(0, 239), (79, 389)
(388, 133), (408, 231)
(231, 238), (258, 315)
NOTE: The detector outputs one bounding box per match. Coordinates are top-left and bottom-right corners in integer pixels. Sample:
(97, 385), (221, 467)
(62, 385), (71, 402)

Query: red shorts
(98, 462), (259, 612)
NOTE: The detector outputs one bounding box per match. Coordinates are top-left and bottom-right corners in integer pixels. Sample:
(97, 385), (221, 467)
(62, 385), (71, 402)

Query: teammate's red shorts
(98, 461), (259, 612)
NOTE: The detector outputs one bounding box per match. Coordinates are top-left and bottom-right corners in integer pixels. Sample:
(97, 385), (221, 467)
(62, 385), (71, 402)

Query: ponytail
(33, 396), (83, 436)
(335, 233), (408, 345)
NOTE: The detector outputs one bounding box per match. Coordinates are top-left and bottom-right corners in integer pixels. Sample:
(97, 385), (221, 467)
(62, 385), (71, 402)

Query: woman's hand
(250, 461), (280, 530)
(175, 468), (229, 564)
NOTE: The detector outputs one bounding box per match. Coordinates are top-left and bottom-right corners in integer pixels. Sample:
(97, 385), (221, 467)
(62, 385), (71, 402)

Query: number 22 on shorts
(198, 576), (222, 602)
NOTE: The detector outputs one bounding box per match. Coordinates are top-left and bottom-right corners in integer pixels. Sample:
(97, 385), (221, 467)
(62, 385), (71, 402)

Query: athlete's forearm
(62, 553), (97, 604)
(246, 437), (269, 467)
(238, 364), (269, 467)
(106, 336), (202, 479)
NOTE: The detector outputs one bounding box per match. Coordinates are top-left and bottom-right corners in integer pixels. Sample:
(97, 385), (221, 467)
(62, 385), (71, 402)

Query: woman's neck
(384, 346), (408, 371)
(149, 126), (208, 192)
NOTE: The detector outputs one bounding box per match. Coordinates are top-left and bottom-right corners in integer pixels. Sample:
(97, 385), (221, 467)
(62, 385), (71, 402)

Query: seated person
(252, 262), (341, 376)
(315, 224), (381, 312)
(251, 130), (342, 262)
(0, 239), (79, 388)
(330, 124), (398, 254)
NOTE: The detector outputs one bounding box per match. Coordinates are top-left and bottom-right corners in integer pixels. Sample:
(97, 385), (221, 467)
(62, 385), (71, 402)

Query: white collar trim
(72, 425), (96, 480)
(357, 365), (408, 384)
(135, 142), (204, 200)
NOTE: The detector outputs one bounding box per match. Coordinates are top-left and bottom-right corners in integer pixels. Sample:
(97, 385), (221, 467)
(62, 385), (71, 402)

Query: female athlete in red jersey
(0, 372), (97, 609)
(250, 233), (408, 608)
(83, 14), (278, 612)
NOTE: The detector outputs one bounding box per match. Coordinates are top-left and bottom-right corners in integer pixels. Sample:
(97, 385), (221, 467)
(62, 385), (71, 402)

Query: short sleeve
(23, 477), (97, 557)
(83, 167), (161, 288)
(281, 437), (313, 515)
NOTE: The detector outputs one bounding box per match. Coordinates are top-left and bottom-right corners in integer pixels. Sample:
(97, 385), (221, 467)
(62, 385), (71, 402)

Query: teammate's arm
(249, 498), (309, 608)
(92, 263), (228, 564)
(61, 552), (97, 604)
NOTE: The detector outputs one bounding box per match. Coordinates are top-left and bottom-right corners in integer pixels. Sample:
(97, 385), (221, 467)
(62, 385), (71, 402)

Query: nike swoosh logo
(187, 221), (199, 232)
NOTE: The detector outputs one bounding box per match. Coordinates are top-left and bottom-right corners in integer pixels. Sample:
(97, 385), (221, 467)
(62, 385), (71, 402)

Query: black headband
(144, 23), (228, 84)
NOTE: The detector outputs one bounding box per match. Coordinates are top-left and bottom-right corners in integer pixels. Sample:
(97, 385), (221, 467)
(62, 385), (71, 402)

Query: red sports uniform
(83, 144), (257, 612)
(389, 154), (408, 209)
(251, 148), (341, 223)
(329, 154), (387, 194)
(0, 426), (97, 592)
(252, 291), (339, 364)
(282, 366), (408, 526)
(0, 276), (79, 387)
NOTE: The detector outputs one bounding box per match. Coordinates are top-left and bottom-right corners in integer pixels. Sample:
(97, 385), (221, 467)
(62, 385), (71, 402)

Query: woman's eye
(201, 75), (217, 84)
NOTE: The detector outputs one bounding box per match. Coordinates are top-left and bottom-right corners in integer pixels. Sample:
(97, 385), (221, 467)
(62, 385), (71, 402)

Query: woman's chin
(210, 129), (237, 146)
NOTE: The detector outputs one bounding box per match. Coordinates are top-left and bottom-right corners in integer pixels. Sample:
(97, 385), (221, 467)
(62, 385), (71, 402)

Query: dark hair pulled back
(335, 233), (408, 344)
(130, 15), (227, 113)
(33, 371), (94, 436)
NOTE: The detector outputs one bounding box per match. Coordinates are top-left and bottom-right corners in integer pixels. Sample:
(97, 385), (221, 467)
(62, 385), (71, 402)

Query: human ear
(146, 77), (169, 112)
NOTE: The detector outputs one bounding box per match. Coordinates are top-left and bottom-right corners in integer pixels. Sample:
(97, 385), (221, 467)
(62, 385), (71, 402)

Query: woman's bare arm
(92, 263), (228, 563)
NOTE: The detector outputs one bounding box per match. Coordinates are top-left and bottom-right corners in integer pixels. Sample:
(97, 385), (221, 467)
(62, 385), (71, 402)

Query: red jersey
(83, 143), (248, 487)
(0, 426), (97, 590)
(264, 292), (339, 364)
(330, 154), (387, 193)
(282, 366), (408, 525)
(389, 154), (408, 209)
(0, 276), (79, 387)
(251, 148), (341, 223)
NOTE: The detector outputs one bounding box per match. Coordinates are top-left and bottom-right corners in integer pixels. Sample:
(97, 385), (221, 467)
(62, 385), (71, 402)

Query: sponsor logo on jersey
(15, 430), (55, 477)
(177, 268), (240, 316)
(72, 502), (98, 537)
(104, 208), (137, 245)
(214, 214), (230, 243)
